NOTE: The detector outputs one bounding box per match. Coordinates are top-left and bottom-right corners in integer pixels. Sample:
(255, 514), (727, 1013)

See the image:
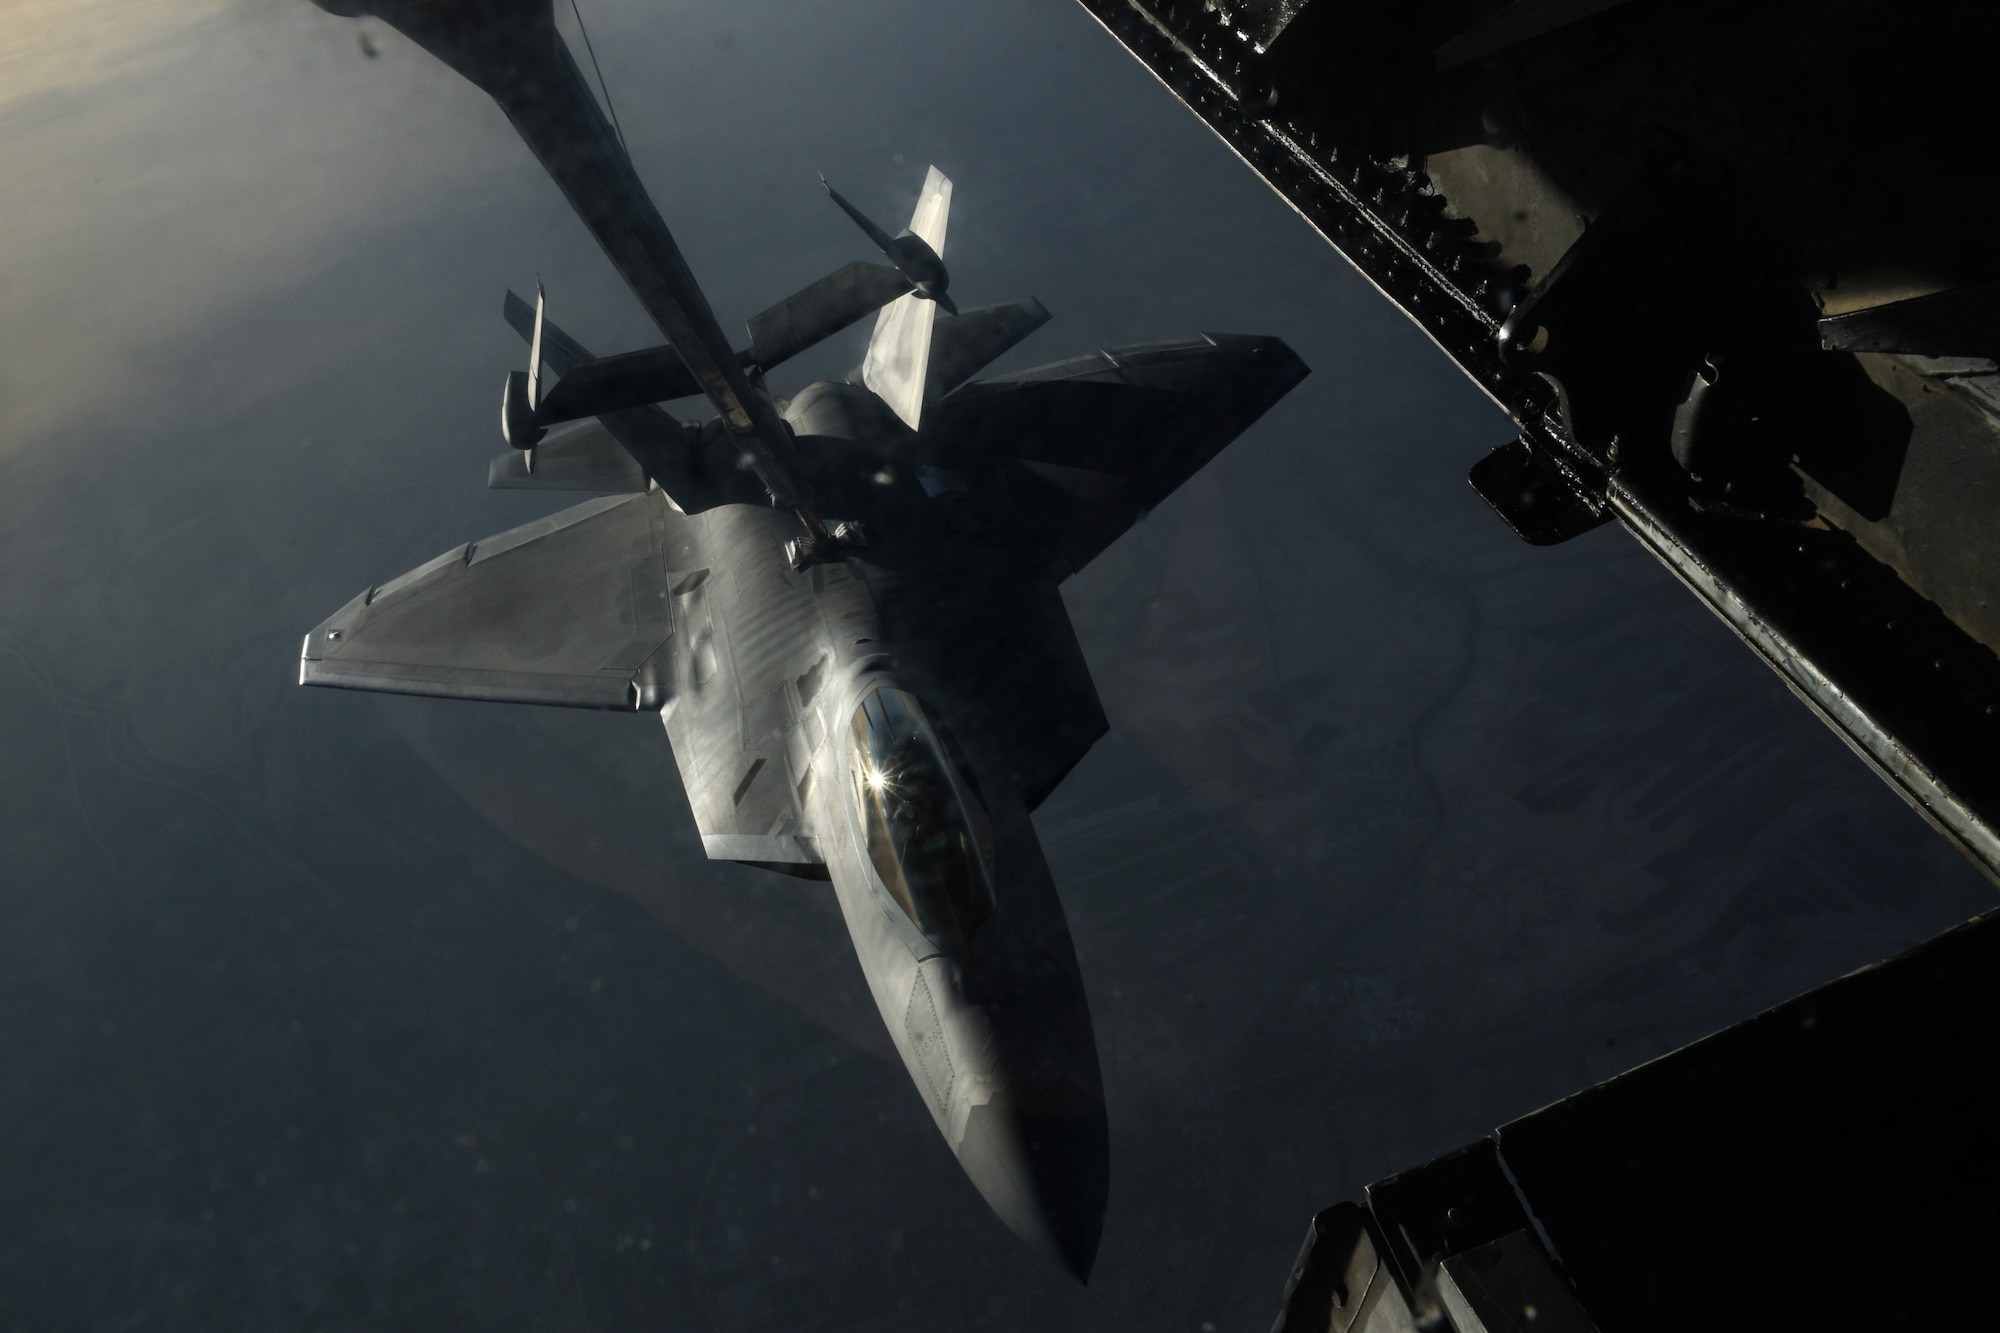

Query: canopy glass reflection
(848, 687), (997, 946)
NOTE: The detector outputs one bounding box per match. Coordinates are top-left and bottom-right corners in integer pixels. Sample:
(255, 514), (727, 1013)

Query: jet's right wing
(928, 300), (1051, 400)
(301, 491), (680, 711)
(925, 333), (1309, 577)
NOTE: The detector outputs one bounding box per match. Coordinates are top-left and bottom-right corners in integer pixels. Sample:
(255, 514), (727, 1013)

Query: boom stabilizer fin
(497, 261), (917, 430)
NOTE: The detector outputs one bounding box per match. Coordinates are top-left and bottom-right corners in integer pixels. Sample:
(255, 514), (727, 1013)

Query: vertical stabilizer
(863, 167), (954, 430)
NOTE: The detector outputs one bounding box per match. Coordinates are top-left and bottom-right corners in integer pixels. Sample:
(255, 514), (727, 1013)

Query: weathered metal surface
(1073, 0), (2000, 883)
(1820, 280), (2000, 361)
(1283, 909), (2000, 1331)
(1437, 1232), (1597, 1333)
(1270, 1203), (1420, 1333)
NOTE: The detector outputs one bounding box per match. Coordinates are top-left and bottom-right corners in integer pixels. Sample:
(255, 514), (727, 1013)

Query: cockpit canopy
(848, 687), (997, 947)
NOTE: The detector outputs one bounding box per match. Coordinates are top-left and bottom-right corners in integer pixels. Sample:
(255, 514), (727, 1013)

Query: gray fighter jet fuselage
(301, 0), (1306, 1280)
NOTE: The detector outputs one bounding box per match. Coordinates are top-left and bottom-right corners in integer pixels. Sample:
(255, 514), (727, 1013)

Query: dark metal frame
(1074, 0), (2000, 882)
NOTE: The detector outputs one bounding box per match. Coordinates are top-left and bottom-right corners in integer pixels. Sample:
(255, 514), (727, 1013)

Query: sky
(1, 1), (1990, 1329)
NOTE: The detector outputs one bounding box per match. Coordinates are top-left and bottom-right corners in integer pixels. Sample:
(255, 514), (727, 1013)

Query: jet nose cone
(955, 1087), (1109, 1282)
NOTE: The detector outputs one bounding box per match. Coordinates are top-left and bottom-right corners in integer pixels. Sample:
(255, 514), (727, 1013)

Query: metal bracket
(1496, 135), (1735, 467)
(785, 519), (866, 571)
(1469, 438), (1612, 545)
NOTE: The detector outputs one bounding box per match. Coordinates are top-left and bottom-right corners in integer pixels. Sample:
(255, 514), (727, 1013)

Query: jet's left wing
(301, 492), (679, 711)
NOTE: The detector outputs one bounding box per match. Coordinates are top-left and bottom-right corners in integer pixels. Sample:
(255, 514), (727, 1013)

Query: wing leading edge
(928, 333), (1310, 576)
(300, 492), (680, 711)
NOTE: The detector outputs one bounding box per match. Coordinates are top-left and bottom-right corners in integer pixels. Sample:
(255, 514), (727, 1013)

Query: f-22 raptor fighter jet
(302, 0), (1306, 1279)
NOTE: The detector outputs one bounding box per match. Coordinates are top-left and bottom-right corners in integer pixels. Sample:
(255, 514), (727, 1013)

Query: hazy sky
(2, 2), (1989, 1329)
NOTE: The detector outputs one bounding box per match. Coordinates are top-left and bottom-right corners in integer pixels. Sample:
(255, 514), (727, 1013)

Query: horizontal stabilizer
(300, 492), (680, 711)
(929, 300), (1051, 400)
(488, 419), (651, 492)
(746, 260), (914, 369)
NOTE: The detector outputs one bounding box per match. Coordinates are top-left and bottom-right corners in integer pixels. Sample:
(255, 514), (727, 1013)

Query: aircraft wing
(971, 580), (1110, 812)
(927, 333), (1309, 576)
(929, 300), (1052, 400)
(300, 492), (679, 710)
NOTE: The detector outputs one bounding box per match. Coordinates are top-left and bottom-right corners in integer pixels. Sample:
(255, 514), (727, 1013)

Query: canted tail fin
(904, 165), (952, 258)
(861, 166), (955, 430)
